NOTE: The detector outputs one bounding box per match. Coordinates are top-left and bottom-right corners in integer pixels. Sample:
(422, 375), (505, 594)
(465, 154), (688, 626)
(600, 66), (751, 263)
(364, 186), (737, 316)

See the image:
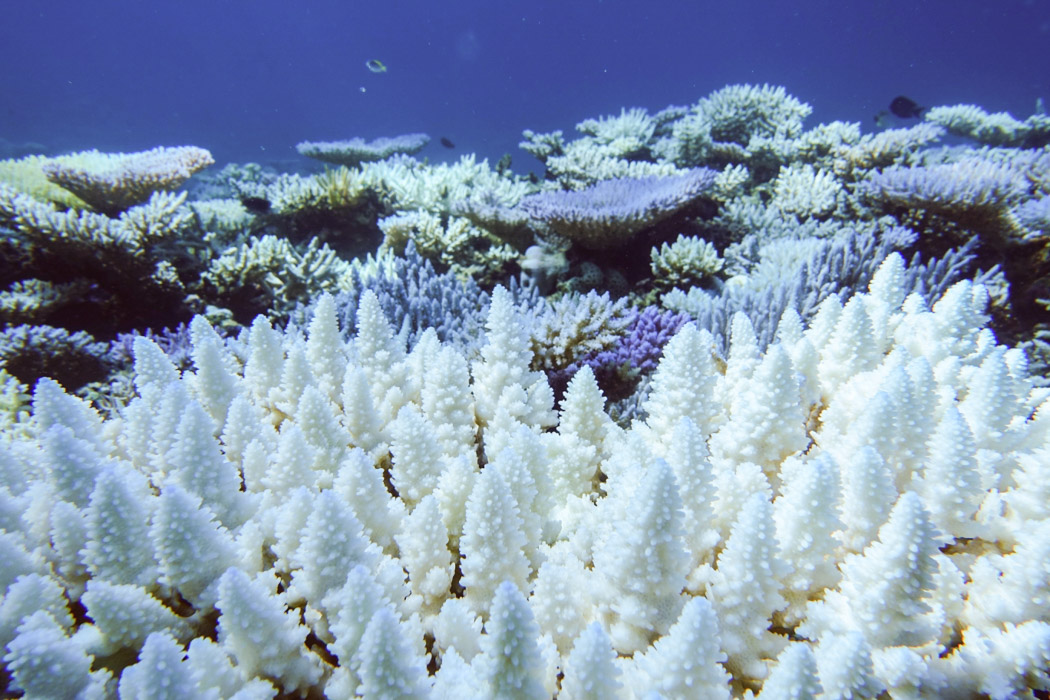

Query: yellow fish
(366, 59), (387, 74)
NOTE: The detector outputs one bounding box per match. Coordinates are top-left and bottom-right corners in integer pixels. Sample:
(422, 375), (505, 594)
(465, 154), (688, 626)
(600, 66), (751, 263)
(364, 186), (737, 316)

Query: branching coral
(2, 257), (1047, 696)
(202, 234), (352, 321)
(3, 84), (1050, 697)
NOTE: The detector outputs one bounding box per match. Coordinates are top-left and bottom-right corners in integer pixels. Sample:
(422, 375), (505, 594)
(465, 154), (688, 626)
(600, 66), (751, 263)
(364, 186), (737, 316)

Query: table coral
(297, 134), (431, 167)
(40, 146), (214, 216)
(517, 168), (718, 249)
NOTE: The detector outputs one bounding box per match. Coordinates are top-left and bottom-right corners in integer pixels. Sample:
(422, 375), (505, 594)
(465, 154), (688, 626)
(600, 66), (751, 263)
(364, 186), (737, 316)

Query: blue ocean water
(2, 0), (1048, 171)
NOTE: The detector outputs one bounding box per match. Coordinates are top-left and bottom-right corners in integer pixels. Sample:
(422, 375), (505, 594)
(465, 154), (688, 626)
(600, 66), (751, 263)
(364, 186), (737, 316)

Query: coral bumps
(2, 257), (1049, 697)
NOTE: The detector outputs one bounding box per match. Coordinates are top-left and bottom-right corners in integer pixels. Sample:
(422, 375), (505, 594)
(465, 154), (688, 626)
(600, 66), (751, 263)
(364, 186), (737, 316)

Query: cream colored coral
(40, 146), (213, 215)
(772, 163), (844, 218)
(650, 234), (724, 289)
(926, 104), (1028, 146)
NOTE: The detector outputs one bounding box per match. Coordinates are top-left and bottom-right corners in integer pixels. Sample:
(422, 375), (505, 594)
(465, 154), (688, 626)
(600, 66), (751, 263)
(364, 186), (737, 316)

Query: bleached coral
(40, 145), (213, 215)
(296, 133), (431, 166)
(1, 256), (1049, 696)
(925, 104), (1030, 147)
(770, 163), (844, 219)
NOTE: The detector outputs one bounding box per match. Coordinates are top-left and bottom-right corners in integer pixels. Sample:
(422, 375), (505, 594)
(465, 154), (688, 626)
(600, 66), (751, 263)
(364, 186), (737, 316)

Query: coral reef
(3, 260), (1049, 696)
(2, 83), (1050, 696)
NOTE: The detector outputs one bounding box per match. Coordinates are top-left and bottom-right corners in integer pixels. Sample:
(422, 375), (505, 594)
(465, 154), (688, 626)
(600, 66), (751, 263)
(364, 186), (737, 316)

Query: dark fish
(240, 196), (271, 214)
(440, 137), (455, 149)
(889, 95), (925, 119)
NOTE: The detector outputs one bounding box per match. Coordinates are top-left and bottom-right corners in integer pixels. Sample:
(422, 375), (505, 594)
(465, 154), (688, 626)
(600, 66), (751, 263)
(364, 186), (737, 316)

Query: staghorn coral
(310, 242), (493, 353)
(648, 233), (724, 295)
(661, 228), (996, 356)
(528, 290), (635, 373)
(2, 83), (1050, 695)
(201, 234), (352, 322)
(40, 146), (214, 216)
(1, 257), (1048, 696)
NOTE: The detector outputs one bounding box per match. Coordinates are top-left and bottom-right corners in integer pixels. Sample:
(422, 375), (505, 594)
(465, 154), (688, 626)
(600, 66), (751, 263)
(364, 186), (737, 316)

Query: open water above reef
(2, 0), (1049, 170)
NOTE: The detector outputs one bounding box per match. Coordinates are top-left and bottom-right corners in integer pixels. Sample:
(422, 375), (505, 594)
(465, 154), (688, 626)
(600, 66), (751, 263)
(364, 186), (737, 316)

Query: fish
(440, 137), (455, 149)
(874, 110), (892, 128)
(239, 196), (271, 214)
(889, 95), (925, 119)
(365, 59), (387, 74)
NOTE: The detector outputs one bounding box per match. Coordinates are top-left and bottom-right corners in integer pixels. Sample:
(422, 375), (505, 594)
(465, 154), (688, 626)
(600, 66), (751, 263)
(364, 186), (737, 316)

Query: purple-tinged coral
(518, 168), (718, 249)
(529, 291), (635, 373)
(546, 305), (690, 403)
(110, 324), (195, 371)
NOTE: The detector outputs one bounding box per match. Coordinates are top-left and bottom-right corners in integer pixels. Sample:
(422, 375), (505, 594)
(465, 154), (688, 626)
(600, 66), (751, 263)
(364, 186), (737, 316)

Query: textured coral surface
(2, 84), (1050, 698)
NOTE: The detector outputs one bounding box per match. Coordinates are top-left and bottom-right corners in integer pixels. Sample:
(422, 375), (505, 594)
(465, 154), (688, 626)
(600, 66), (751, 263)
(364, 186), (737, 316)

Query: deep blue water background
(2, 0), (1049, 174)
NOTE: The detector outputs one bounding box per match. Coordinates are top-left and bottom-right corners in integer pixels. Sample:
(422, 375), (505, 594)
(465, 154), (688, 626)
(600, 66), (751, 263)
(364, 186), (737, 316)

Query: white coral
(0, 255), (1047, 696)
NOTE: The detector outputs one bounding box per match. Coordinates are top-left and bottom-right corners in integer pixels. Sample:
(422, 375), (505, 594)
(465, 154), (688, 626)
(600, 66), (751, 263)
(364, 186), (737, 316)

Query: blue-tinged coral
(925, 103), (1050, 148)
(0, 323), (115, 390)
(662, 228), (995, 355)
(1014, 196), (1050, 239)
(517, 168), (718, 249)
(317, 242), (492, 353)
(860, 159), (1030, 231)
(528, 290), (635, 373)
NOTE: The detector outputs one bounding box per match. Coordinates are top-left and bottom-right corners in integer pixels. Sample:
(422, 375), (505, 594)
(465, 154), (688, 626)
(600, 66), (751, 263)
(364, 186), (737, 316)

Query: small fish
(440, 137), (455, 149)
(365, 59), (387, 74)
(873, 110), (891, 128)
(889, 95), (925, 119)
(240, 195), (271, 214)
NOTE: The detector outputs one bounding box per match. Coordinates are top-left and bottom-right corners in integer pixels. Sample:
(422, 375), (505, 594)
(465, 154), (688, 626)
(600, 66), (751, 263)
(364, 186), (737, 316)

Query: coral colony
(1, 83), (1050, 697)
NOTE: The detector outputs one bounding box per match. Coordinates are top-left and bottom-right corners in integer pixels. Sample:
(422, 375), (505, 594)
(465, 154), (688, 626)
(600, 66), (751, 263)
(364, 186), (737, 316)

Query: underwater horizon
(2, 0), (1049, 169)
